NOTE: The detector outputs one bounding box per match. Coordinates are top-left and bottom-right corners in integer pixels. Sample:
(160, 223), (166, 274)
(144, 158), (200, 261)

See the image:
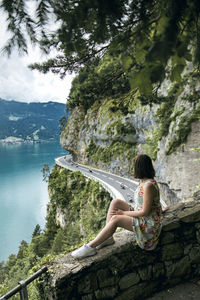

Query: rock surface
(60, 61), (200, 204)
(156, 121), (200, 204)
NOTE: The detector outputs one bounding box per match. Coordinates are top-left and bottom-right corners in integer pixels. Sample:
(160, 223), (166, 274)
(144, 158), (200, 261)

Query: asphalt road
(55, 155), (138, 205)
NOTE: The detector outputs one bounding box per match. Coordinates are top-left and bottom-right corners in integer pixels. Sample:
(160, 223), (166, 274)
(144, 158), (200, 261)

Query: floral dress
(130, 179), (162, 250)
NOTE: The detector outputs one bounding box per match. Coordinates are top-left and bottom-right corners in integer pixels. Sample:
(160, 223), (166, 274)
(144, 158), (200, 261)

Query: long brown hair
(134, 154), (155, 179)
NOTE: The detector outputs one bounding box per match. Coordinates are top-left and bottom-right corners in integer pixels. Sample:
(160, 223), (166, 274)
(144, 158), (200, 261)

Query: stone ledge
(46, 198), (200, 300)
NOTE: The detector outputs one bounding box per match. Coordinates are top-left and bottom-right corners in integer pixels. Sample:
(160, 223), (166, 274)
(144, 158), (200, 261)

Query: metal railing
(0, 266), (48, 300)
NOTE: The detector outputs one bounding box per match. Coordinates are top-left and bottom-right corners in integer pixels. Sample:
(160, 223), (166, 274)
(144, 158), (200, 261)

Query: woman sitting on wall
(72, 154), (162, 259)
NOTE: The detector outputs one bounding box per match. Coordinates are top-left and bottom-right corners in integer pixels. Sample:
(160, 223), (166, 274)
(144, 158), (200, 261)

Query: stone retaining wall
(46, 197), (200, 300)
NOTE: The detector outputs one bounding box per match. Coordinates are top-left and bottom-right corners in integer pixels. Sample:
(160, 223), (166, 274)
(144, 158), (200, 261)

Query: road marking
(108, 177), (113, 180)
(130, 188), (135, 193)
(116, 180), (121, 184)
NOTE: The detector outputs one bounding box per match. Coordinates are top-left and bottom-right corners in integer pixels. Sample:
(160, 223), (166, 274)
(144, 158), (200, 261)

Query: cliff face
(61, 98), (158, 175)
(156, 121), (200, 203)
(60, 75), (200, 205)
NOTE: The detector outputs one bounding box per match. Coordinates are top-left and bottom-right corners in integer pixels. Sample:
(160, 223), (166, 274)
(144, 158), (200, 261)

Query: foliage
(67, 54), (130, 111)
(166, 104), (200, 155)
(155, 95), (176, 137)
(32, 225), (41, 238)
(1, 0), (200, 100)
(86, 139), (135, 165)
(48, 167), (111, 235)
(141, 127), (161, 161)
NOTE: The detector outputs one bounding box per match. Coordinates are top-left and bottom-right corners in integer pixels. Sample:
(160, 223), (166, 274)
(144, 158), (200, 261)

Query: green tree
(0, 261), (5, 283)
(1, 0), (200, 101)
(17, 240), (28, 259)
(32, 224), (41, 238)
(67, 54), (130, 111)
(51, 228), (66, 254)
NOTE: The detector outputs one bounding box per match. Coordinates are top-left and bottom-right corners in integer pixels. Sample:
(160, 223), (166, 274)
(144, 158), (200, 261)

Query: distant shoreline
(0, 137), (60, 145)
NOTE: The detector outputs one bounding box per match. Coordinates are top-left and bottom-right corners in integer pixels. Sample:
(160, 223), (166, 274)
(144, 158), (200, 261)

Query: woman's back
(133, 179), (162, 250)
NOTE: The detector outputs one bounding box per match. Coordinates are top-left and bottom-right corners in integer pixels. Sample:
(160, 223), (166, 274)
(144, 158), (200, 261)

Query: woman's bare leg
(89, 215), (133, 248)
(106, 199), (131, 223)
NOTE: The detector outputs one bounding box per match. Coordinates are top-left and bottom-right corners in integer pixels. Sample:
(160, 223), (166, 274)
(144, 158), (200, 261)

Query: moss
(98, 98), (124, 127)
(89, 99), (102, 114)
(152, 75), (200, 156)
(155, 97), (176, 138)
(116, 122), (136, 135)
(106, 118), (136, 136)
(166, 104), (200, 155)
(141, 127), (161, 160)
(86, 140), (97, 157)
(127, 91), (141, 112)
(86, 140), (135, 167)
(126, 149), (137, 173)
(106, 121), (116, 135)
(94, 94), (137, 130)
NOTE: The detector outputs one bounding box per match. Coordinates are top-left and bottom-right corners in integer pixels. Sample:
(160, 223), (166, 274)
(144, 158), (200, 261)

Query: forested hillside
(0, 99), (68, 142)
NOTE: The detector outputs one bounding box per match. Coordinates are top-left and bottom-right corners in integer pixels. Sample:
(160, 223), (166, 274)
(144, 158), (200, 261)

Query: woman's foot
(96, 236), (115, 250)
(71, 244), (97, 259)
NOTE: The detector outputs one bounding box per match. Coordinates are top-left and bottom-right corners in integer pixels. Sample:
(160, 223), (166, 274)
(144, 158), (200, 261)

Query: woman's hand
(111, 208), (124, 215)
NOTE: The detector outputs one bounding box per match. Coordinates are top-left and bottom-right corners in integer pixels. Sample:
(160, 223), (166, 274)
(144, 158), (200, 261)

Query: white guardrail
(55, 156), (125, 201)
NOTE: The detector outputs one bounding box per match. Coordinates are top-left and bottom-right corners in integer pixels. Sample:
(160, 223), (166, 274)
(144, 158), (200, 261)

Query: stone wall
(47, 198), (200, 300)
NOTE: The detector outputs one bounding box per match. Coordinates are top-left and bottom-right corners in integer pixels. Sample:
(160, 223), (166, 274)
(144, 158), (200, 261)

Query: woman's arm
(112, 182), (157, 218)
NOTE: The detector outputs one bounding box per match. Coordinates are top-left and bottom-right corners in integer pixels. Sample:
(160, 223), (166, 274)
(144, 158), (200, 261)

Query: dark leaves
(1, 0), (200, 98)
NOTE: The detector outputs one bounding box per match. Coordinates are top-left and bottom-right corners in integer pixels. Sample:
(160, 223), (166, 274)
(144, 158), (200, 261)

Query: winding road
(55, 155), (168, 209)
(55, 155), (138, 206)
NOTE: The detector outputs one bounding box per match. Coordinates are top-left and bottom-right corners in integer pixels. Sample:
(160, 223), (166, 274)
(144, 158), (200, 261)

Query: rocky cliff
(60, 70), (200, 205)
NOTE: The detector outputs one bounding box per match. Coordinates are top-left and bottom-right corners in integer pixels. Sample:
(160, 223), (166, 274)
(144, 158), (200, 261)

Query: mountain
(0, 98), (68, 143)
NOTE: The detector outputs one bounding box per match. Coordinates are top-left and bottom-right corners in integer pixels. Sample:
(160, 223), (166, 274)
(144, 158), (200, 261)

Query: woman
(72, 154), (162, 259)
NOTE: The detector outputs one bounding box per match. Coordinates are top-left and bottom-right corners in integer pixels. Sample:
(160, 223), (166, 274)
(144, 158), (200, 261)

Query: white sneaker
(96, 237), (115, 250)
(71, 244), (97, 259)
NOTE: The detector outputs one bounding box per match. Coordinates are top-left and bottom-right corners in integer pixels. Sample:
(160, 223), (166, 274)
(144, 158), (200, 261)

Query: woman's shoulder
(143, 179), (159, 193)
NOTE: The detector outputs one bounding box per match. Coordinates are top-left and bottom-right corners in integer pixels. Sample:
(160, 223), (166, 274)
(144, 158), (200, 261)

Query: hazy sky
(0, 11), (74, 104)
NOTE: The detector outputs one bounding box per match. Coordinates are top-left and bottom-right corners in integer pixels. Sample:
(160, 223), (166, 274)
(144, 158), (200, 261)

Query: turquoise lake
(0, 142), (67, 262)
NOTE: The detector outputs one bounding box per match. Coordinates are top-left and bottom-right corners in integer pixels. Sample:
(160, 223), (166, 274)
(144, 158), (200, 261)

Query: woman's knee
(111, 198), (124, 207)
(111, 198), (130, 211)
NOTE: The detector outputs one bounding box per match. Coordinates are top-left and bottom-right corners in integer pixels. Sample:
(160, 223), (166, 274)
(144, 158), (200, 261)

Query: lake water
(0, 142), (67, 262)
